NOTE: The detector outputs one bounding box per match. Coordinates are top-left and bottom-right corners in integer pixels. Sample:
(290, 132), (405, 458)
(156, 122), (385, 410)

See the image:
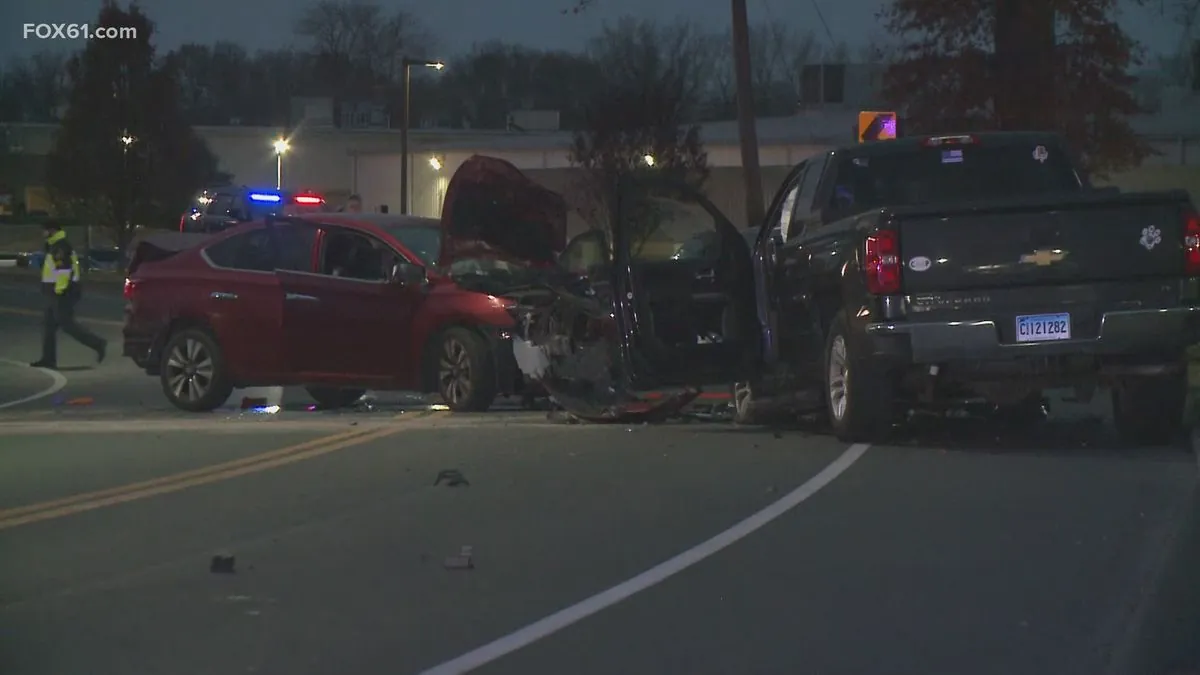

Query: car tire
(825, 311), (895, 442)
(1112, 371), (1186, 446)
(159, 327), (234, 413)
(306, 387), (366, 409)
(431, 327), (497, 412)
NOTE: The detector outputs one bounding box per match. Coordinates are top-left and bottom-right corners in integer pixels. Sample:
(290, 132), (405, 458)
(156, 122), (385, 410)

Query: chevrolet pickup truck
(734, 131), (1200, 445)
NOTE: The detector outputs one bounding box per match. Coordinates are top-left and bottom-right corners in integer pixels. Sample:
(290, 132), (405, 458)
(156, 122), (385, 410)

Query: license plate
(1015, 313), (1071, 342)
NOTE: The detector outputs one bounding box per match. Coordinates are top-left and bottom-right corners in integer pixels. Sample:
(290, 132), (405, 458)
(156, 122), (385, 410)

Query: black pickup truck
(734, 131), (1200, 444)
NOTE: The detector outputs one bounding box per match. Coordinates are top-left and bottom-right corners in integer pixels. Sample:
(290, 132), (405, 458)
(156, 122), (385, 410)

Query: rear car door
(612, 177), (759, 390)
(199, 227), (289, 383)
(276, 225), (420, 383)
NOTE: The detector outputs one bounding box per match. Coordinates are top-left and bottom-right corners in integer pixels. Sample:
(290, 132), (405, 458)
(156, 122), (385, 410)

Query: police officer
(30, 224), (107, 369)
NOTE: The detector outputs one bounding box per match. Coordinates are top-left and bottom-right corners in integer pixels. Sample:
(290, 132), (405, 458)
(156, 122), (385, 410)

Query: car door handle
(210, 291), (238, 300)
(695, 269), (715, 281)
(285, 293), (319, 302)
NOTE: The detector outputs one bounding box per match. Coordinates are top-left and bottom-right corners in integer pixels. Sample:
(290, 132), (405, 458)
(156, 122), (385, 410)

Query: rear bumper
(865, 306), (1200, 364)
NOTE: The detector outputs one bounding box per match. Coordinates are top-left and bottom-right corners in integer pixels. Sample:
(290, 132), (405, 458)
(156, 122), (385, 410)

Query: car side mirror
(388, 263), (426, 286)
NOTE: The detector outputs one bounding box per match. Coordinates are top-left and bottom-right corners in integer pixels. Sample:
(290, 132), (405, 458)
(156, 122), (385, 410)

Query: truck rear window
(829, 142), (1082, 212)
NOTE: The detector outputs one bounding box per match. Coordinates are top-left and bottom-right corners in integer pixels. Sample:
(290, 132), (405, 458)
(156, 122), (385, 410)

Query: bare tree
(569, 18), (711, 247)
(294, 0), (434, 91)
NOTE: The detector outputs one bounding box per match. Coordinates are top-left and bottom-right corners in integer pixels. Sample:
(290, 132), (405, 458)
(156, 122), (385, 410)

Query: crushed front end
(506, 281), (698, 423)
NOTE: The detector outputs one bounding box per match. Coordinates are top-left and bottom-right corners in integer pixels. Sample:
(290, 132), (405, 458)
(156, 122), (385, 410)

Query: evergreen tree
(45, 1), (223, 248)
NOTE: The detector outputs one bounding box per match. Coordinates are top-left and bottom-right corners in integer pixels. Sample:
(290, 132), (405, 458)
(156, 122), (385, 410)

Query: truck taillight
(865, 229), (901, 294)
(1185, 212), (1200, 277)
(124, 278), (137, 300)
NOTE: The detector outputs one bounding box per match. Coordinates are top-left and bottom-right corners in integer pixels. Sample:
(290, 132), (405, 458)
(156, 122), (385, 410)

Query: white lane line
(418, 442), (872, 675)
(0, 358), (68, 411)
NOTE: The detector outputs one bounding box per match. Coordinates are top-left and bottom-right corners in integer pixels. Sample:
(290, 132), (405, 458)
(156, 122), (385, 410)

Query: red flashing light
(1185, 211), (1200, 277)
(921, 135), (977, 147)
(293, 194), (324, 205)
(865, 229), (901, 294)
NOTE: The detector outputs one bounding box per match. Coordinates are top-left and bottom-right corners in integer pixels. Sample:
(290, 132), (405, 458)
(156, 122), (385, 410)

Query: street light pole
(273, 137), (289, 190)
(400, 57), (445, 214)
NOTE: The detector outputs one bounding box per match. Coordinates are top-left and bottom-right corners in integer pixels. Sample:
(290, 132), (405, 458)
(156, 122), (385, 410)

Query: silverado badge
(1019, 249), (1065, 266)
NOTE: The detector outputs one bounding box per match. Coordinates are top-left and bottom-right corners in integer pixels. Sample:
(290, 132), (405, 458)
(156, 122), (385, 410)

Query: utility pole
(731, 0), (765, 226)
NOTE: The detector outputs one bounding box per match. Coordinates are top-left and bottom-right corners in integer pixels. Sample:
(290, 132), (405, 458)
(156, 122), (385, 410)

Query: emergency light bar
(293, 194), (323, 205)
(248, 192), (282, 203)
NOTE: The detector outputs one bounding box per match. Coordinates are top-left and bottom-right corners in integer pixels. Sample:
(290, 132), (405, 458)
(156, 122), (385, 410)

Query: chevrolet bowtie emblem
(1020, 249), (1066, 266)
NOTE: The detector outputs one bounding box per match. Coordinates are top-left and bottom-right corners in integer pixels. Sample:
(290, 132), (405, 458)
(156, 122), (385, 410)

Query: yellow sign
(1019, 249), (1066, 266)
(858, 111), (898, 143)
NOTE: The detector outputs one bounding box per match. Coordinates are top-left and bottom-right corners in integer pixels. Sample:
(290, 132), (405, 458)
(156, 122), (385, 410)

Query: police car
(180, 187), (328, 233)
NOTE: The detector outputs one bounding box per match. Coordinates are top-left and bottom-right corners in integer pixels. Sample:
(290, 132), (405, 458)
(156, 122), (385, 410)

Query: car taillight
(124, 278), (137, 300)
(1185, 211), (1200, 277)
(865, 229), (901, 294)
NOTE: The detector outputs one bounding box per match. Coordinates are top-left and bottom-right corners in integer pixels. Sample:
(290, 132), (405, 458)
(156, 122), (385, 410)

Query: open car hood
(438, 155), (567, 269)
(127, 232), (211, 275)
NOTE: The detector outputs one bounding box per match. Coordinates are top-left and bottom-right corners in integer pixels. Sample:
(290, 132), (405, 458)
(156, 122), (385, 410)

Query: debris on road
(434, 469), (470, 487)
(443, 545), (474, 570)
(210, 553), (236, 574)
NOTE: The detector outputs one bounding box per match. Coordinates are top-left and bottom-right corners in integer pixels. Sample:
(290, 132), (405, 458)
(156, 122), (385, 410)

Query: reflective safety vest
(41, 230), (81, 296)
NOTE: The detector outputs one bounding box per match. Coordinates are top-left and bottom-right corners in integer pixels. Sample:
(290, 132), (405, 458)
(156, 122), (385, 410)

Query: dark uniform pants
(41, 293), (104, 365)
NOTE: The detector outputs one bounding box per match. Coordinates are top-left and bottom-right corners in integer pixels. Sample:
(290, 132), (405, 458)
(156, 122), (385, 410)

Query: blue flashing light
(248, 192), (282, 203)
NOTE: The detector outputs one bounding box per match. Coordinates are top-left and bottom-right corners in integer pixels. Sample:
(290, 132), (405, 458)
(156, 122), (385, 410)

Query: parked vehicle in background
(733, 131), (1200, 445)
(124, 157), (566, 413)
(180, 187), (327, 233)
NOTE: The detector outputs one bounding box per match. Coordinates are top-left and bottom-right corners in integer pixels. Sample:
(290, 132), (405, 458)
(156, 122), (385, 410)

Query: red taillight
(179, 215), (186, 232)
(123, 278), (137, 300)
(293, 194), (323, 205)
(865, 229), (901, 294)
(1185, 211), (1200, 277)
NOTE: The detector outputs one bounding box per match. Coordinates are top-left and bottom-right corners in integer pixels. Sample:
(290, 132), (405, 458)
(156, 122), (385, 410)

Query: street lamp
(273, 137), (289, 189)
(400, 57), (445, 214)
(642, 154), (655, 167)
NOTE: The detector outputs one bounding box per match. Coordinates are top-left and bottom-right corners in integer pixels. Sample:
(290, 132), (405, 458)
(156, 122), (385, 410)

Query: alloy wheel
(438, 338), (472, 405)
(828, 335), (849, 421)
(165, 338), (214, 403)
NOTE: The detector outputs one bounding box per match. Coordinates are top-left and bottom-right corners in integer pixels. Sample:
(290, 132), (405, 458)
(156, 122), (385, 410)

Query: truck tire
(159, 327), (234, 413)
(306, 387), (366, 409)
(825, 311), (895, 442)
(732, 381), (762, 425)
(1111, 371), (1186, 446)
(430, 327), (497, 412)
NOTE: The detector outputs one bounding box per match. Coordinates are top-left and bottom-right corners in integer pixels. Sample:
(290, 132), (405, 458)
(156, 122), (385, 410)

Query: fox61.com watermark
(23, 23), (137, 41)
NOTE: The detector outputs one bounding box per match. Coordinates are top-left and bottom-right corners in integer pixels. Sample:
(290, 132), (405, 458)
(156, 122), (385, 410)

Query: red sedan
(123, 156), (566, 412)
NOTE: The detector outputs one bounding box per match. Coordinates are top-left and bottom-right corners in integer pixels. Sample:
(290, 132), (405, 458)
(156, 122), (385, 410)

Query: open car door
(610, 175), (760, 392)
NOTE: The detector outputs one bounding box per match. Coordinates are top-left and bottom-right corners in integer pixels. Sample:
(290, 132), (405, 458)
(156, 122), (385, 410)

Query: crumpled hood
(438, 155), (568, 269)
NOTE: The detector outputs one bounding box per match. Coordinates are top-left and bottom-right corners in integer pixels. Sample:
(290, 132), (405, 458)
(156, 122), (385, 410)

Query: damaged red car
(122, 155), (576, 412)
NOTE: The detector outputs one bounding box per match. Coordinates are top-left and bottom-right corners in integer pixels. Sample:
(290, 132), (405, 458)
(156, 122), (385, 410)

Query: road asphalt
(0, 280), (1198, 675)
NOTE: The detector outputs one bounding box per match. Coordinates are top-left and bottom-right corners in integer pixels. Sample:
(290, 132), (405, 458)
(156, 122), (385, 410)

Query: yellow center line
(0, 305), (124, 328)
(0, 410), (447, 531)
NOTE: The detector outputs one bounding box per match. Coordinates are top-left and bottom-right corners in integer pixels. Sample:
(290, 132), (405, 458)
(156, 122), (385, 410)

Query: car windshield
(382, 223), (441, 267)
(830, 141), (1082, 212)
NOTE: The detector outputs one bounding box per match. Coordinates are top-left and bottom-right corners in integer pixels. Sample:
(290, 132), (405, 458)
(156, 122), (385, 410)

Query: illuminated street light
(429, 156), (443, 171)
(642, 154), (655, 167)
(273, 137), (290, 189)
(400, 57), (447, 213)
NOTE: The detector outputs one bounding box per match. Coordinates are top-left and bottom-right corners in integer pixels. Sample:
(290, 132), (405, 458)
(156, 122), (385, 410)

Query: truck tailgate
(895, 192), (1188, 294)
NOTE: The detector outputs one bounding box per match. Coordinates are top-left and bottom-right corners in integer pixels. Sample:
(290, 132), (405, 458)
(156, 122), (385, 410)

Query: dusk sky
(1, 0), (1189, 64)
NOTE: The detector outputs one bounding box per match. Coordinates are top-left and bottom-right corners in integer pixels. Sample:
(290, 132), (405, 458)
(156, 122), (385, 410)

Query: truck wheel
(1112, 372), (1186, 446)
(732, 381), (761, 424)
(431, 327), (497, 412)
(306, 387), (366, 409)
(825, 312), (895, 442)
(159, 327), (234, 413)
